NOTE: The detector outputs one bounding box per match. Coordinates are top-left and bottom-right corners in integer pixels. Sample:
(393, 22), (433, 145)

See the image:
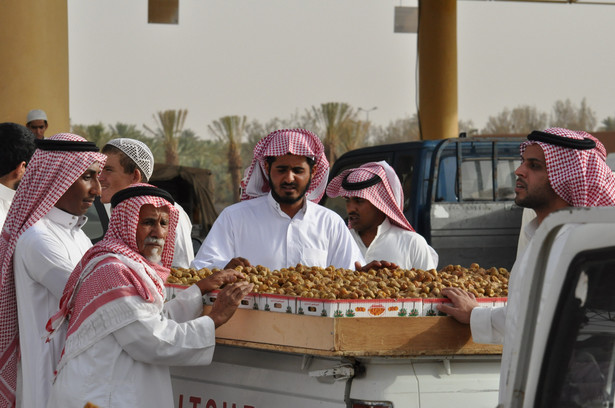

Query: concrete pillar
(418, 0), (458, 140)
(0, 0), (70, 135)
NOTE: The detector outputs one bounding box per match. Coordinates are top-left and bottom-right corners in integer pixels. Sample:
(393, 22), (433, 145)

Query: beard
(268, 175), (313, 205)
(515, 181), (559, 210)
(143, 237), (165, 265)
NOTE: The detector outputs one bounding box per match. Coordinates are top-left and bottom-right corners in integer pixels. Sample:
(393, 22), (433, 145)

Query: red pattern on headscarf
(326, 161), (414, 231)
(521, 128), (615, 207)
(47, 184), (178, 345)
(0, 134), (106, 407)
(240, 129), (329, 202)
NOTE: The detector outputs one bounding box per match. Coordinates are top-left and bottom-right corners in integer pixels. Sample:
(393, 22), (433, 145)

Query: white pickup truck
(501, 206), (615, 407)
(169, 207), (615, 408)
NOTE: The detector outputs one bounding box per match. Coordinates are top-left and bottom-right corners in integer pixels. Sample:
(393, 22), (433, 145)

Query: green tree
(144, 109), (188, 165)
(338, 120), (370, 154)
(372, 114), (421, 144)
(481, 105), (548, 134)
(311, 102), (356, 163)
(599, 116), (615, 131)
(71, 122), (113, 146)
(208, 115), (247, 203)
(550, 98), (597, 131)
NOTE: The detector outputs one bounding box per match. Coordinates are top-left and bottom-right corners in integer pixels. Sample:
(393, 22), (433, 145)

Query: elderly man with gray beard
(46, 184), (252, 408)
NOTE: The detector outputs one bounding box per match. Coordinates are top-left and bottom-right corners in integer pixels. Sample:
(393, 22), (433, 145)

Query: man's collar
(0, 184), (16, 201)
(48, 206), (89, 229)
(266, 192), (308, 217)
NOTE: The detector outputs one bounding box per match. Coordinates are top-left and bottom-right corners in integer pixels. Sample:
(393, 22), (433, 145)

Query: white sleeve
(163, 284), (204, 322)
(405, 234), (438, 271)
(191, 209), (235, 270)
(113, 312), (216, 366)
(470, 305), (506, 345)
(17, 230), (79, 299)
(171, 203), (195, 268)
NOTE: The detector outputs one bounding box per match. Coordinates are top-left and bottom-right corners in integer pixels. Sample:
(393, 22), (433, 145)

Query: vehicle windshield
(537, 247), (615, 407)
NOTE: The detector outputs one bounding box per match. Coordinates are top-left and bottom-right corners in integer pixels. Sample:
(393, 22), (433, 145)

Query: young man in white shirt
(0, 123), (36, 228)
(438, 128), (615, 403)
(192, 128), (365, 271)
(0, 134), (106, 408)
(98, 138), (194, 268)
(326, 161), (438, 271)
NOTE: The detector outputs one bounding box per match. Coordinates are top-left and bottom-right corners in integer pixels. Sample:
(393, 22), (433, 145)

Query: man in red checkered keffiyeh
(192, 128), (365, 272)
(326, 161), (438, 271)
(438, 127), (615, 404)
(0, 133), (106, 408)
(45, 184), (251, 407)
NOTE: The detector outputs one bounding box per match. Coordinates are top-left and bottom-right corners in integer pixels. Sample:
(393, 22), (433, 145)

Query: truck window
(434, 141), (520, 202)
(536, 246), (615, 407)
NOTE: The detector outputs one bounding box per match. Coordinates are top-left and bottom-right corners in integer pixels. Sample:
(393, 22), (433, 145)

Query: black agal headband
(111, 186), (175, 208)
(341, 173), (382, 191)
(35, 139), (100, 152)
(527, 130), (596, 150)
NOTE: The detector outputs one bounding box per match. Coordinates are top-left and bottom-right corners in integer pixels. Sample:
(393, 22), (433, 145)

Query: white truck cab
(501, 206), (615, 407)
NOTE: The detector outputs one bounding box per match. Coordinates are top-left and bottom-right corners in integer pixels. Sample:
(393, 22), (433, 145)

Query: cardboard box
(203, 290), (257, 310)
(256, 293), (296, 313)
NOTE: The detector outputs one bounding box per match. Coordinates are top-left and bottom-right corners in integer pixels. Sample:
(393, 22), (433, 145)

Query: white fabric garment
(106, 201), (194, 268)
(0, 184), (15, 229)
(516, 208), (537, 258)
(172, 202), (195, 268)
(470, 218), (572, 403)
(350, 218), (438, 271)
(47, 283), (215, 408)
(13, 207), (92, 408)
(192, 193), (365, 271)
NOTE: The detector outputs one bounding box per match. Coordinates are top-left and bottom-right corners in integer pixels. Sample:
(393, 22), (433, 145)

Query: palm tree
(208, 115), (247, 203)
(600, 116), (615, 131)
(338, 120), (370, 155)
(311, 102), (356, 163)
(144, 109), (188, 165)
(71, 122), (113, 146)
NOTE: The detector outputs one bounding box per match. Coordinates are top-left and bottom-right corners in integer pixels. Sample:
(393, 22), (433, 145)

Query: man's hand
(207, 281), (254, 328)
(355, 260), (400, 272)
(224, 257), (252, 269)
(437, 287), (479, 324)
(196, 269), (245, 295)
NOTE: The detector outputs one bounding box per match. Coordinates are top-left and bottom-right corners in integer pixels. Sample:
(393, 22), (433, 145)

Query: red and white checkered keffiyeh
(240, 129), (329, 202)
(0, 133), (106, 407)
(46, 184), (178, 370)
(521, 128), (615, 207)
(326, 161), (414, 231)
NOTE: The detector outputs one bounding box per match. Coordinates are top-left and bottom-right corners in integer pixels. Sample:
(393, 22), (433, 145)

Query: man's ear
(15, 161), (27, 180)
(132, 169), (144, 184)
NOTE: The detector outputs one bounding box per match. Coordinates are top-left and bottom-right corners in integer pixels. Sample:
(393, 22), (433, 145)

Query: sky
(67, 0), (615, 139)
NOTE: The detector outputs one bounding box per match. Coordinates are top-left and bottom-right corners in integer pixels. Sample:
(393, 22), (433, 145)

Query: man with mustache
(326, 161), (438, 271)
(99, 138), (194, 268)
(0, 134), (106, 408)
(437, 127), (615, 403)
(192, 128), (365, 271)
(46, 184), (252, 407)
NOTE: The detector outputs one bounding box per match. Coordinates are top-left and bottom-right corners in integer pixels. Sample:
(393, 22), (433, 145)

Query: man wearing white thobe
(326, 161), (438, 271)
(438, 128), (615, 403)
(0, 134), (106, 408)
(192, 128), (364, 271)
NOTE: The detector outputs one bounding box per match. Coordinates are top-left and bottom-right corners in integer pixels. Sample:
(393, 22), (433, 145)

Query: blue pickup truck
(320, 136), (526, 270)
